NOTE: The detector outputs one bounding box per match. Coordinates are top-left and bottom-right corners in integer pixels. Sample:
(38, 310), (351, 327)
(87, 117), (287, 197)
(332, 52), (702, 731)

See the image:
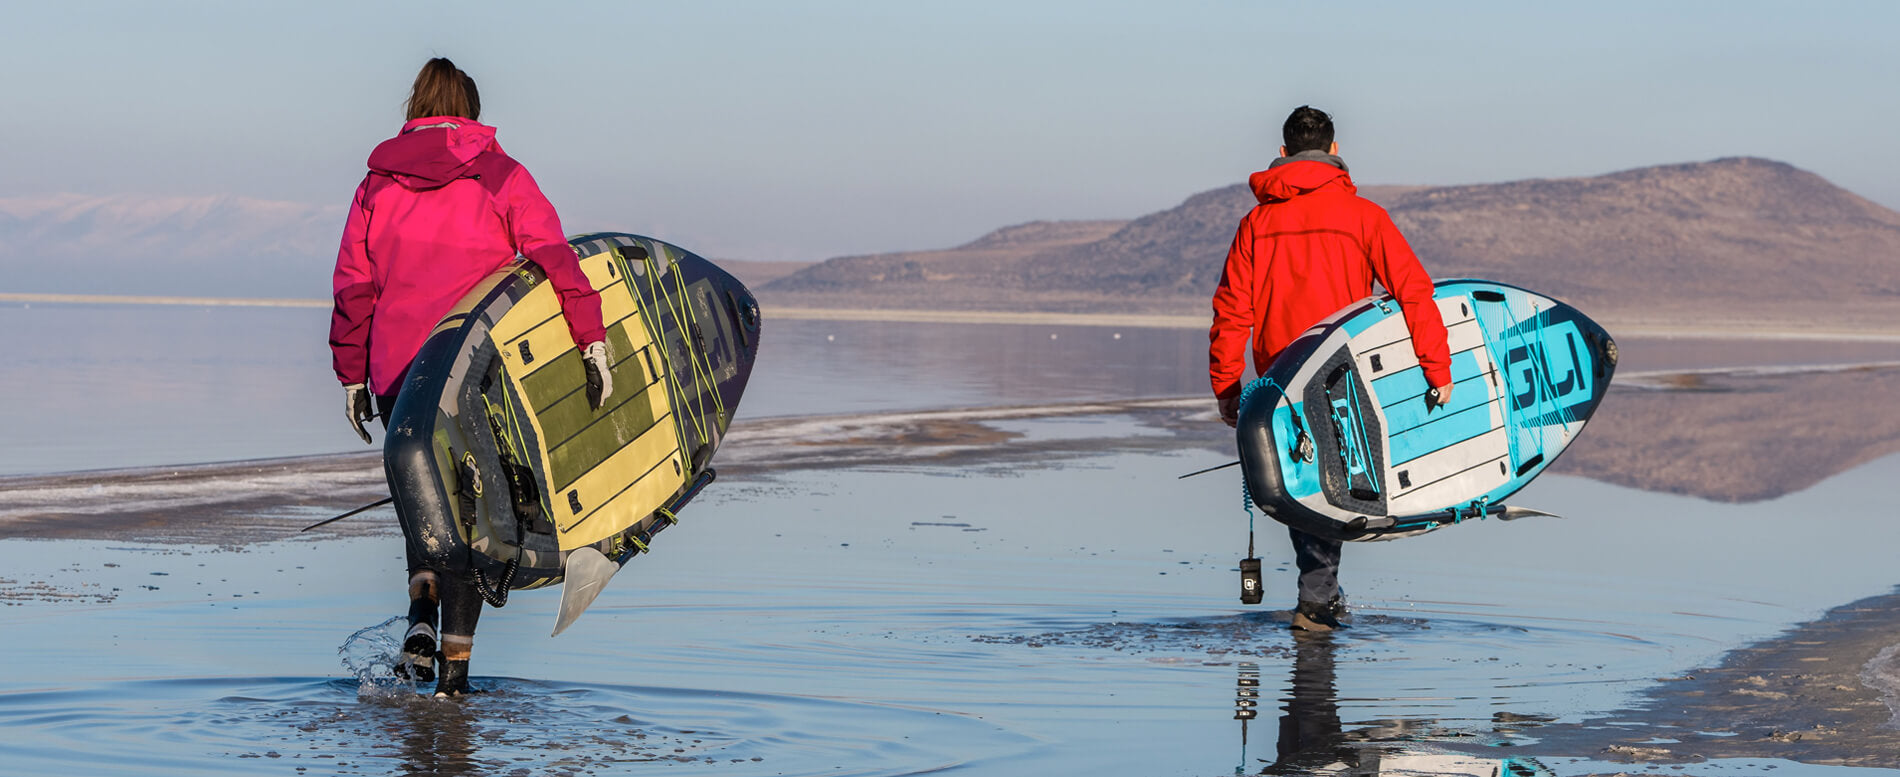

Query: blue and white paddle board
(1235, 280), (1616, 541)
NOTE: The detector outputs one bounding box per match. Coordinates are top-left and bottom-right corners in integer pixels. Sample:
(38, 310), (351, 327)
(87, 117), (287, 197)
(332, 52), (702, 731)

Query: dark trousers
(377, 393), (484, 649)
(1288, 527), (1342, 605)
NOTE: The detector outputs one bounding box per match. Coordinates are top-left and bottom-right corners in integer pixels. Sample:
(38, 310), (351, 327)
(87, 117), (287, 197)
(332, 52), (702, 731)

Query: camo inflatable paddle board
(1235, 280), (1614, 541)
(384, 232), (759, 632)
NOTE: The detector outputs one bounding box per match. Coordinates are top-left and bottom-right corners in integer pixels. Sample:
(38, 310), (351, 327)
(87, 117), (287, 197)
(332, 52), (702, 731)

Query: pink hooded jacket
(329, 116), (606, 396)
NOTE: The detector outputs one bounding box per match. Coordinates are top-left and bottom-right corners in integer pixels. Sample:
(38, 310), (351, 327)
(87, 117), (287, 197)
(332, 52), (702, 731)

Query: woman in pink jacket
(329, 58), (609, 697)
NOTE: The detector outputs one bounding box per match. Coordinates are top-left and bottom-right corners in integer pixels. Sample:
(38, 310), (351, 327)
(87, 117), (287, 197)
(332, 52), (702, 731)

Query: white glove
(582, 341), (613, 410)
(344, 383), (374, 444)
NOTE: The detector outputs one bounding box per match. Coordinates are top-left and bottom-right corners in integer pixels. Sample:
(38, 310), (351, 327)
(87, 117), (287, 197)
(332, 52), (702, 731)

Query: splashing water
(338, 615), (418, 698)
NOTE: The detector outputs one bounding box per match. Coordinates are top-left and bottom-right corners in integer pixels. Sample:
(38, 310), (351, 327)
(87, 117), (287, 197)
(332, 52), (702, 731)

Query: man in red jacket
(1208, 106), (1453, 631)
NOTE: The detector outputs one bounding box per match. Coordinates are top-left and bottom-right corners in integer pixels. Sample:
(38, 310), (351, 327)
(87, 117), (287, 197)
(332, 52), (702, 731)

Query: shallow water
(4, 429), (1899, 775)
(7, 301), (1900, 475)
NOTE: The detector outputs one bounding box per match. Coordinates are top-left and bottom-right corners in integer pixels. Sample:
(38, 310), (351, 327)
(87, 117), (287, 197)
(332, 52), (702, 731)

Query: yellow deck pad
(553, 411), (686, 549)
(484, 251), (686, 550)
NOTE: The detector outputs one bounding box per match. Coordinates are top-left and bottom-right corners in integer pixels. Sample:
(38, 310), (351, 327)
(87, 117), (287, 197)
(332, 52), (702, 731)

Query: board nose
(717, 278), (763, 362)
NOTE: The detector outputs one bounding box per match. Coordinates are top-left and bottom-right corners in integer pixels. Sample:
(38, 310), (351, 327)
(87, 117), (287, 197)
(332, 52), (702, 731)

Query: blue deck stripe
(1387, 399), (1499, 466)
(1336, 300), (1384, 337)
(1370, 348), (1486, 408)
(1383, 381), (1502, 439)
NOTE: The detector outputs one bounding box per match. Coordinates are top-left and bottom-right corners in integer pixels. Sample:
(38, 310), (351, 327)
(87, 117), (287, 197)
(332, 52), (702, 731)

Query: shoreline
(7, 292), (1900, 341)
(5, 357), (1900, 535)
(0, 398), (1223, 545)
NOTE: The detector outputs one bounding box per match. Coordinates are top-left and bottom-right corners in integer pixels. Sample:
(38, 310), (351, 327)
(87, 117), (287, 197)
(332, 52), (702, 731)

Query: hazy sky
(4, 1), (1896, 263)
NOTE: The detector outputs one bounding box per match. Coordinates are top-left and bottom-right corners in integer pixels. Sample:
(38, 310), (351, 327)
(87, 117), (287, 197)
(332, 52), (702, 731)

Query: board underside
(1236, 280), (1614, 541)
(386, 234), (757, 591)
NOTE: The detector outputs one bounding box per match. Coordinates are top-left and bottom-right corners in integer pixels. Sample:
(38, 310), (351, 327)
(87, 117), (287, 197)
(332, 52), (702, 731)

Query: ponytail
(405, 57), (481, 121)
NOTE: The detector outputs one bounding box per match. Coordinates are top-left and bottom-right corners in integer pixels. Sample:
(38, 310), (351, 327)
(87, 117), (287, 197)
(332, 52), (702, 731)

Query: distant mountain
(767, 219), (1131, 311)
(1018, 183), (1426, 301)
(774, 219), (1125, 289)
(1384, 158), (1900, 324)
(0, 194), (343, 297)
(713, 259), (819, 289)
(766, 158), (1900, 326)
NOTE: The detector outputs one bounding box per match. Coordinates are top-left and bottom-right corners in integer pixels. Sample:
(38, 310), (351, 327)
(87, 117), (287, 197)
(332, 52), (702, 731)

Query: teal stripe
(1375, 350), (1490, 434)
(1370, 348), (1485, 408)
(1336, 299), (1386, 337)
(1388, 399), (1498, 465)
(1275, 402), (1323, 500)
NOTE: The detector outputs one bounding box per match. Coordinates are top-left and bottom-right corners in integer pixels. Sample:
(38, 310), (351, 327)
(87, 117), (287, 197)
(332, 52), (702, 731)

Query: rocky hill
(766, 158), (1900, 327)
(768, 219), (1131, 312)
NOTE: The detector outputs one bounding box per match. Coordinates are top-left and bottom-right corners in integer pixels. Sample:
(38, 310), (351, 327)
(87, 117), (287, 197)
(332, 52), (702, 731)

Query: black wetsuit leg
(378, 392), (480, 690)
(378, 393), (443, 625)
(436, 575), (484, 655)
(378, 393), (482, 691)
(375, 394), (432, 580)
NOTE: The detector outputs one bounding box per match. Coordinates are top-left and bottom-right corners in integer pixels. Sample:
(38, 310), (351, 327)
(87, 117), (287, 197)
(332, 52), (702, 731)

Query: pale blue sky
(4, 1), (1896, 263)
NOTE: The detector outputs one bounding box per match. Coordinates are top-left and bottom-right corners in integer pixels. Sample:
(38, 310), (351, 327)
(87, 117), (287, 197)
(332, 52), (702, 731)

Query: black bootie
(433, 659), (471, 698)
(398, 597), (439, 682)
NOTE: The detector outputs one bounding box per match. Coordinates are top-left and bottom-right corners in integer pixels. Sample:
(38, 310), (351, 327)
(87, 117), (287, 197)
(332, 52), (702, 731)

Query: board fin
(1495, 505), (1561, 521)
(1373, 503), (1562, 534)
(552, 546), (619, 636)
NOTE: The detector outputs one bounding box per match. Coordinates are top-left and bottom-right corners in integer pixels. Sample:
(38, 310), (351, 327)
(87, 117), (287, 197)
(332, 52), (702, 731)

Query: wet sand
(0, 454), (388, 545)
(1530, 589), (1900, 769)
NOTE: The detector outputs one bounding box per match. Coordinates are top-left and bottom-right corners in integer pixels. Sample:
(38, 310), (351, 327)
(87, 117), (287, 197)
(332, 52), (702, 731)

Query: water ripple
(0, 672), (1029, 777)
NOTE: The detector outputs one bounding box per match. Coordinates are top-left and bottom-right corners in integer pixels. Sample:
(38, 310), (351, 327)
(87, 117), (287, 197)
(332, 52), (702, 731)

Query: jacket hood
(1249, 152), (1354, 203)
(367, 117), (503, 190)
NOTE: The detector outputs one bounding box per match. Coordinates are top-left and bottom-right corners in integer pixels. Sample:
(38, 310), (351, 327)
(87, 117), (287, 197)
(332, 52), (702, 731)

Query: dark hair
(1282, 105), (1334, 154)
(405, 58), (481, 121)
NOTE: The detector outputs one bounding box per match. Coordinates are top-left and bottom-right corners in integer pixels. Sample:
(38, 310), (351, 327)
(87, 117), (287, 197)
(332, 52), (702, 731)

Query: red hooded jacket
(330, 116), (606, 395)
(1209, 157), (1450, 400)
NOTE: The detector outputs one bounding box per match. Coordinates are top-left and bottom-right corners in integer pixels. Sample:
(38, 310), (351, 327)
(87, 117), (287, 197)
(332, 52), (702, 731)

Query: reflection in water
(1240, 633), (1555, 776)
(1263, 633), (1351, 775)
(387, 699), (481, 777)
(1234, 661), (1260, 722)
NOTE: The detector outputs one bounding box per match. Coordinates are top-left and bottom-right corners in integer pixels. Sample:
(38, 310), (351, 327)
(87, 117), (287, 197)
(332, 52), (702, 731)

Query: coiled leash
(1235, 377), (1282, 604)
